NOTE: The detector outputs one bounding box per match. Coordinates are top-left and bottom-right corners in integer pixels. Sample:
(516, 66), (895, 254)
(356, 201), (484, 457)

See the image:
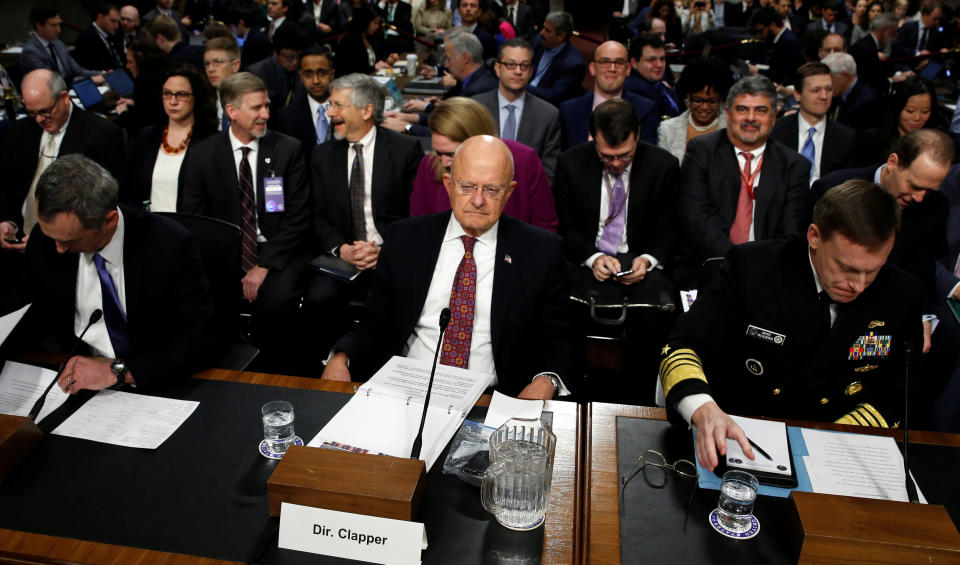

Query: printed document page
(364, 356), (493, 413)
(0, 361), (68, 424)
(802, 428), (927, 502)
(52, 390), (198, 449)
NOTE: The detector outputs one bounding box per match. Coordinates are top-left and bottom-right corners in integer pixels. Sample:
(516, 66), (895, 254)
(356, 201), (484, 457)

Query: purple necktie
(598, 174), (626, 256)
(93, 253), (131, 357)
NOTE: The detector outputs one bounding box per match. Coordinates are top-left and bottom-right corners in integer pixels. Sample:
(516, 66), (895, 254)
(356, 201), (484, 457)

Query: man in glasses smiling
(322, 135), (572, 400)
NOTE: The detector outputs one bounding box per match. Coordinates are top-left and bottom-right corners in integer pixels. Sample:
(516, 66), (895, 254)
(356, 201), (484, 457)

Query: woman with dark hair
(646, 0), (683, 47)
(849, 0), (871, 43)
(116, 38), (171, 140)
(121, 65), (217, 211)
(335, 6), (399, 76)
(656, 57), (732, 161)
(856, 77), (939, 165)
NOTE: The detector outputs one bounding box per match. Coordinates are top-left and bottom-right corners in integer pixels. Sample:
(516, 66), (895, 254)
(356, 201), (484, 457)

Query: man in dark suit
(457, 0), (499, 60)
(560, 41), (658, 149)
(473, 38), (561, 182)
(771, 62), (856, 184)
(527, 11), (586, 107)
(148, 14), (204, 69)
(893, 3), (945, 59)
(677, 74), (810, 287)
(7, 154), (216, 393)
(181, 72), (310, 360)
(724, 0), (758, 28)
(143, 0), (189, 40)
(624, 34), (682, 120)
(823, 51), (885, 131)
(811, 129), (953, 352)
(930, 164), (960, 432)
(119, 5), (140, 55)
(379, 0), (414, 53)
(848, 13), (899, 92)
(73, 3), (125, 72)
(751, 6), (804, 86)
(0, 70), (126, 253)
(321, 135), (571, 400)
(306, 74), (422, 347)
(274, 46), (335, 163)
(505, 0), (536, 38)
(805, 0), (848, 35)
(247, 24), (309, 120)
(20, 6), (105, 86)
(234, 7), (273, 67)
(304, 0), (344, 44)
(661, 180), (922, 470)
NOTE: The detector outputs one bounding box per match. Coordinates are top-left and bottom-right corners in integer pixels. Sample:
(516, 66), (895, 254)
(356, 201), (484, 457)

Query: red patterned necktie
(238, 146), (258, 272)
(729, 152), (762, 245)
(440, 236), (477, 368)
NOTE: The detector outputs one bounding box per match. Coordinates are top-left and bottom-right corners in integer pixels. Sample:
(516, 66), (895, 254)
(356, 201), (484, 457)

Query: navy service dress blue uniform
(659, 238), (923, 427)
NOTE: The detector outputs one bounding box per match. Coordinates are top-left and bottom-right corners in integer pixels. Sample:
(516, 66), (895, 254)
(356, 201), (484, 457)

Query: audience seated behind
(527, 12), (586, 107)
(456, 0), (500, 60)
(856, 78), (938, 167)
(380, 0), (416, 54)
(410, 97), (557, 232)
(656, 56), (731, 162)
(751, 6), (804, 86)
(624, 34), (683, 120)
(115, 38), (172, 141)
(472, 38), (561, 183)
(248, 24), (311, 121)
(413, 0), (454, 40)
(847, 13), (899, 93)
(822, 52), (887, 132)
(273, 45), (336, 164)
(122, 65), (219, 212)
(73, 4), (125, 73)
(149, 14), (204, 70)
(336, 6), (400, 77)
(20, 6), (105, 86)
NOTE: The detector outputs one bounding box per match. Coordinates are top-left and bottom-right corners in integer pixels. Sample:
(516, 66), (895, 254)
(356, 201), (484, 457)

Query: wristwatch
(111, 359), (128, 386)
(533, 373), (561, 398)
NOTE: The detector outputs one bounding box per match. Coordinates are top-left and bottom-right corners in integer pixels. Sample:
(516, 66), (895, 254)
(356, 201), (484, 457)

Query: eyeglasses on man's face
(455, 181), (506, 199)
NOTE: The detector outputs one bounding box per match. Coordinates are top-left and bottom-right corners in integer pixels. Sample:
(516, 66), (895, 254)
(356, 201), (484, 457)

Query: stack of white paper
(0, 361), (69, 424)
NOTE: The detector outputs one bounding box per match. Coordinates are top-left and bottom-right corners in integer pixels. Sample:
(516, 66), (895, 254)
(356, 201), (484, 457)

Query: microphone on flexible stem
(411, 307), (452, 459)
(26, 309), (102, 421)
(903, 339), (919, 503)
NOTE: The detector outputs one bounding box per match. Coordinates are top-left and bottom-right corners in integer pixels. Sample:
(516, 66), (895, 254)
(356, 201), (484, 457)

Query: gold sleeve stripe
(855, 406), (880, 427)
(835, 414), (859, 425)
(858, 403), (888, 428)
(850, 410), (870, 426)
(659, 348), (707, 398)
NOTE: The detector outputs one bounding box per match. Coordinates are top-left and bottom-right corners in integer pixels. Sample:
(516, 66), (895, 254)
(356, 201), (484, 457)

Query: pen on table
(747, 437), (773, 461)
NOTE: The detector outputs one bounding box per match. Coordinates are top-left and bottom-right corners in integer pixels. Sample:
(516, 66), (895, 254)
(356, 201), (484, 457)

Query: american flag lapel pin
(504, 254), (512, 264)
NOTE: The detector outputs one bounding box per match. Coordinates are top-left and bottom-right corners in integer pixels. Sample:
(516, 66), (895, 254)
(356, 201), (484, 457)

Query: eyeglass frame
(621, 449), (698, 491)
(203, 57), (238, 68)
(594, 57), (630, 69)
(26, 98), (61, 119)
(161, 90), (194, 101)
(453, 180), (507, 199)
(497, 59), (532, 71)
(689, 96), (721, 107)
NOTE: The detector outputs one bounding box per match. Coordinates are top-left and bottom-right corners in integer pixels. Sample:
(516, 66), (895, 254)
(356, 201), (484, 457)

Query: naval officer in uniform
(659, 179), (923, 470)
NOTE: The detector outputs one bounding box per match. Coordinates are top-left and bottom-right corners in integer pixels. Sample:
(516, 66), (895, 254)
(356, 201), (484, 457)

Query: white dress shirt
(733, 143), (765, 242)
(75, 209), (126, 358)
(307, 95), (331, 143)
(496, 90), (525, 139)
(150, 148), (186, 212)
(404, 215), (498, 381)
(347, 125), (383, 244)
(584, 164), (659, 270)
(798, 113), (826, 184)
(228, 128), (266, 241)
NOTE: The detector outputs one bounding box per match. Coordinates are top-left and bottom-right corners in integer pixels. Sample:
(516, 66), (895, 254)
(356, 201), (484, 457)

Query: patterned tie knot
(353, 142), (363, 154)
(461, 235), (476, 253)
(240, 146), (251, 159)
(506, 104), (515, 113)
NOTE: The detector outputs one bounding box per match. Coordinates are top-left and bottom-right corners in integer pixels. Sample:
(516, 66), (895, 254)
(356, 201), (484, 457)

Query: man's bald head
(445, 135), (517, 237)
(21, 69), (71, 133)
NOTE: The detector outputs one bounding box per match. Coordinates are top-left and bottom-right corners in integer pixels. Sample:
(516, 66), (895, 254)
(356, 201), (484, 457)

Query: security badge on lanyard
(263, 158), (285, 212)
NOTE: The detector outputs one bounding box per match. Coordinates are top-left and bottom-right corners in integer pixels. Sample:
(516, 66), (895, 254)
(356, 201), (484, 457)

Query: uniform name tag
(746, 325), (786, 345)
(278, 502), (426, 565)
(264, 177), (285, 212)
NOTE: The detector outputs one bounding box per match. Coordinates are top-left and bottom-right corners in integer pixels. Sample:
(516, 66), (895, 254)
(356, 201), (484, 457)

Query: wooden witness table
(581, 402), (960, 564)
(0, 369), (581, 565)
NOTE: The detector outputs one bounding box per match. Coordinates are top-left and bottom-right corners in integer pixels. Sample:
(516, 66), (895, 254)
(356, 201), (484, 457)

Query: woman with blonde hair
(409, 97), (558, 232)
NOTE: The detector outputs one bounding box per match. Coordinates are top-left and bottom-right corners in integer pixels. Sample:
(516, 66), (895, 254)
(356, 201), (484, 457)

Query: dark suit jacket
(554, 140), (679, 266)
(849, 34), (889, 92)
(832, 78), (886, 131)
(893, 20), (945, 58)
(311, 127), (422, 252)
(935, 163), (960, 300)
(526, 38), (586, 107)
(507, 2), (536, 38)
(181, 130), (310, 270)
(450, 65), (498, 97)
(144, 7), (190, 39)
(623, 71), (682, 119)
(723, 0), (756, 27)
(73, 24), (125, 71)
(677, 129), (811, 268)
(333, 212), (572, 395)
(274, 94), (328, 163)
(120, 126), (213, 210)
(559, 91), (658, 149)
(303, 0), (346, 43)
(471, 25), (499, 61)
(335, 33), (386, 76)
(811, 165), (948, 312)
(19, 34), (98, 84)
(770, 113), (857, 179)
(762, 28), (803, 85)
(247, 54), (298, 116)
(241, 27), (273, 68)
(664, 237), (922, 425)
(0, 107), (126, 230)
(805, 18), (849, 36)
(472, 89), (561, 182)
(380, 0), (415, 52)
(169, 40), (204, 69)
(12, 206), (217, 390)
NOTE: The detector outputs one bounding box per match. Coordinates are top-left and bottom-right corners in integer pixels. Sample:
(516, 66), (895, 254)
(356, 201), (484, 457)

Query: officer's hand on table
(516, 375), (555, 400)
(321, 352), (352, 382)
(592, 254), (620, 282)
(922, 319), (932, 353)
(58, 356), (129, 393)
(691, 401), (754, 471)
(617, 256), (649, 285)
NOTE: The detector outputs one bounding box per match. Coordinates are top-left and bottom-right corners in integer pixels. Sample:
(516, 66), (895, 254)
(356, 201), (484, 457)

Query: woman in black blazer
(121, 64), (218, 211)
(335, 6), (399, 76)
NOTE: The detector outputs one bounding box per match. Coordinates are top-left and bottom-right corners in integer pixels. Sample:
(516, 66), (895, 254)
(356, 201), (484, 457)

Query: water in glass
(717, 471), (758, 532)
(262, 401), (295, 455)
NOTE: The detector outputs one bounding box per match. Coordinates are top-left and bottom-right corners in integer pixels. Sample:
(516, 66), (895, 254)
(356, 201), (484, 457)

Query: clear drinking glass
(261, 400), (295, 455)
(717, 470), (759, 533)
(481, 417), (556, 531)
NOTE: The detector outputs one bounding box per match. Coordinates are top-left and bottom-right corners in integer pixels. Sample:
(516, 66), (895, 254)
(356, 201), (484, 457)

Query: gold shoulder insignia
(854, 365), (878, 373)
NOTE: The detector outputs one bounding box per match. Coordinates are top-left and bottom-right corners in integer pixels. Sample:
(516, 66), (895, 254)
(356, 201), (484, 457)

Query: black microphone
(27, 309), (102, 421)
(411, 307), (452, 459)
(903, 339), (919, 503)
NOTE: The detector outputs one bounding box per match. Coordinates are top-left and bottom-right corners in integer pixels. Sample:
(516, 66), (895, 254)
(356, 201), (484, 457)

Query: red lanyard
(740, 153), (765, 200)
